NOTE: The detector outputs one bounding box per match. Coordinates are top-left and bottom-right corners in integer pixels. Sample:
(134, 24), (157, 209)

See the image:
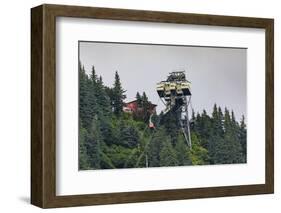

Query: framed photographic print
(31, 4), (274, 208)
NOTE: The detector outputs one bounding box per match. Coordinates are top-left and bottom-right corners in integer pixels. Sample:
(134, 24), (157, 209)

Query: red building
(123, 100), (157, 114)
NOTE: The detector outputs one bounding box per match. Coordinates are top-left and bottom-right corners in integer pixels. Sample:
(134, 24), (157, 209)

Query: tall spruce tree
(207, 104), (224, 164)
(86, 116), (102, 169)
(134, 91), (143, 121)
(213, 108), (243, 164)
(212, 104), (224, 137)
(175, 134), (192, 166)
(119, 124), (140, 148)
(91, 65), (97, 83)
(147, 128), (166, 167)
(160, 139), (179, 167)
(112, 71), (126, 116)
(94, 76), (111, 117)
(141, 92), (150, 122)
(79, 120), (90, 170)
(136, 92), (142, 106)
(195, 110), (212, 149)
(239, 115), (247, 162)
(160, 111), (180, 146)
(189, 132), (209, 165)
(79, 62), (96, 129)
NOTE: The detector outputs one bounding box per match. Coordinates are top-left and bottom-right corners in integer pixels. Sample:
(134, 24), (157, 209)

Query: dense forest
(79, 62), (247, 170)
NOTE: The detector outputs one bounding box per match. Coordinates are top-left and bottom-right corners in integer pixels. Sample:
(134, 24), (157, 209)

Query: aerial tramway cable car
(148, 114), (155, 129)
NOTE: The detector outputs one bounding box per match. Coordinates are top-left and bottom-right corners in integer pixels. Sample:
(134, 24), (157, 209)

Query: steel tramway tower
(131, 71), (193, 168)
(156, 71), (192, 148)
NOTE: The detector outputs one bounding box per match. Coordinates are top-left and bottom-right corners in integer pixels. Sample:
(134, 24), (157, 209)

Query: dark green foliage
(136, 92), (142, 106)
(174, 134), (192, 166)
(79, 62), (247, 170)
(79, 121), (90, 170)
(119, 123), (140, 148)
(112, 71), (126, 116)
(106, 145), (136, 168)
(239, 115), (247, 162)
(160, 111), (180, 146)
(147, 128), (165, 167)
(212, 104), (224, 137)
(160, 139), (179, 167)
(79, 63), (96, 129)
(90, 65), (97, 82)
(141, 92), (150, 122)
(218, 108), (244, 164)
(87, 117), (103, 169)
(193, 110), (212, 149)
(98, 115), (115, 146)
(189, 132), (209, 165)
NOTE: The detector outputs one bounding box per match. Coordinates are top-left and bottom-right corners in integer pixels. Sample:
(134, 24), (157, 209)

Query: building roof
(125, 100), (157, 107)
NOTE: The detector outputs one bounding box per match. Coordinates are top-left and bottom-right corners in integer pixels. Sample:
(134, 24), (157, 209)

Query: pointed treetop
(136, 92), (142, 105)
(212, 103), (218, 118)
(224, 107), (230, 116)
(99, 76), (103, 84)
(231, 110), (236, 122)
(218, 106), (223, 115)
(224, 107), (231, 127)
(115, 70), (120, 80)
(202, 109), (207, 116)
(142, 92), (148, 101)
(91, 65), (97, 82)
(240, 115), (246, 129)
(213, 103), (218, 111)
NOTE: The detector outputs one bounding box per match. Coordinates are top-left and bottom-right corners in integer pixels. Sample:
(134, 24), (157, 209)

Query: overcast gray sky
(79, 41), (247, 121)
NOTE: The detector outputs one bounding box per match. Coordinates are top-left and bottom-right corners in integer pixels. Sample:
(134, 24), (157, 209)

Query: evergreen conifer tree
(112, 71), (126, 116)
(160, 139), (179, 167)
(86, 116), (102, 169)
(147, 128), (166, 167)
(79, 120), (90, 169)
(136, 92), (142, 106)
(175, 134), (192, 166)
(239, 115), (247, 162)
